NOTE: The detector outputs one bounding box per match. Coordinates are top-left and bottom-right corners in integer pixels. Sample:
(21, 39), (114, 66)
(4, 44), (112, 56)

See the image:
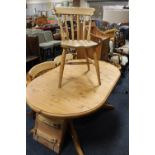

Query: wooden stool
(55, 7), (101, 88)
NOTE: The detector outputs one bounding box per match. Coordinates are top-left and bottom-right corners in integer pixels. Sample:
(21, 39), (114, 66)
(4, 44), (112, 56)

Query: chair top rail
(55, 7), (95, 16)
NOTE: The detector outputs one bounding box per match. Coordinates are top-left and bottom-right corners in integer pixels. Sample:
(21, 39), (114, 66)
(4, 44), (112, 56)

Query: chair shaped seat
(61, 40), (97, 48)
(55, 7), (101, 88)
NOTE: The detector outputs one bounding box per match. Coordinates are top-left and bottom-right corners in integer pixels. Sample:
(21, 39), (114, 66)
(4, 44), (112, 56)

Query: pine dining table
(26, 59), (121, 155)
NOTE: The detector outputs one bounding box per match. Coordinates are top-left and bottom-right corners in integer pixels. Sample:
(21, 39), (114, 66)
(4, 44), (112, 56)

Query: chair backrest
(28, 61), (56, 80)
(55, 7), (95, 41)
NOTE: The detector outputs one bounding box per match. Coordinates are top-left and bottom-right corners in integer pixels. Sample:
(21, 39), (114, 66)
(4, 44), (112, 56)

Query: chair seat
(61, 40), (97, 48)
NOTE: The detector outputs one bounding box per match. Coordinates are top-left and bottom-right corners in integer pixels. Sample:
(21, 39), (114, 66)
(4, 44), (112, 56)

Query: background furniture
(103, 8), (129, 24)
(34, 16), (48, 26)
(27, 30), (61, 61)
(26, 35), (40, 72)
(90, 22), (128, 68)
(55, 7), (101, 88)
(26, 60), (121, 154)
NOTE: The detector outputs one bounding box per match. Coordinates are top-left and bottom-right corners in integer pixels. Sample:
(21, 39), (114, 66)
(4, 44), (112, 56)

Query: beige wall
(27, 0), (51, 4)
(103, 8), (129, 23)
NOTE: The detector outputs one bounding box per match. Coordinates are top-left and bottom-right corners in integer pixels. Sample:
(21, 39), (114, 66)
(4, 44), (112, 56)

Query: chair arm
(90, 33), (103, 45)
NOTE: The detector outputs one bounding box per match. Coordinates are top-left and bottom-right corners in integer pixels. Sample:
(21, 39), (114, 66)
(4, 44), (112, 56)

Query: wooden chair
(26, 61), (56, 86)
(55, 7), (101, 88)
(26, 61), (56, 118)
(54, 53), (74, 66)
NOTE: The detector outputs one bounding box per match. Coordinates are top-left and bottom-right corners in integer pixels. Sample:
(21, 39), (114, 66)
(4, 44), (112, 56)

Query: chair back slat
(55, 7), (95, 41)
(77, 15), (80, 40)
(57, 15), (65, 40)
(83, 17), (86, 40)
(87, 16), (92, 41)
(64, 15), (69, 40)
(70, 15), (74, 40)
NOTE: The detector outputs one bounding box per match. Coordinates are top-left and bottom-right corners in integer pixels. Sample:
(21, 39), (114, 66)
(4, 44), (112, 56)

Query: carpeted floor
(26, 66), (129, 155)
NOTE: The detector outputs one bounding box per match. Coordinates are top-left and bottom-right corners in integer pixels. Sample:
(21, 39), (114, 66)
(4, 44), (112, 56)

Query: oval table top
(26, 60), (120, 118)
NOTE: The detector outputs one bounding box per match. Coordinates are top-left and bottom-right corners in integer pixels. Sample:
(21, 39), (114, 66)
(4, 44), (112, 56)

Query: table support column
(69, 121), (84, 155)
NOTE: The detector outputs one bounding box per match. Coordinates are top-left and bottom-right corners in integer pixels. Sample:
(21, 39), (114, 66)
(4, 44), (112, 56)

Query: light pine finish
(26, 60), (120, 118)
(55, 7), (95, 16)
(57, 15), (65, 40)
(32, 113), (67, 153)
(87, 17), (92, 41)
(58, 49), (66, 88)
(70, 121), (84, 155)
(83, 18), (86, 40)
(77, 15), (80, 40)
(93, 49), (101, 85)
(27, 60), (120, 155)
(26, 61), (56, 116)
(28, 61), (56, 80)
(64, 15), (69, 40)
(55, 7), (100, 88)
(54, 53), (74, 66)
(84, 49), (90, 71)
(61, 40), (97, 48)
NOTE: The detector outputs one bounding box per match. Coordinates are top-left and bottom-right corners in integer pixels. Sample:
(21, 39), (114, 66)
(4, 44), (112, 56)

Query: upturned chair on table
(55, 7), (101, 88)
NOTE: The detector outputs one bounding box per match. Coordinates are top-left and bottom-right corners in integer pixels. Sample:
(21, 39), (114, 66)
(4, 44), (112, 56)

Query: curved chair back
(27, 61), (56, 83)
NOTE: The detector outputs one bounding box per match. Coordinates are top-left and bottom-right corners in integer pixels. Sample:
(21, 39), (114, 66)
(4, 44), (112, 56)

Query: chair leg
(58, 49), (66, 88)
(93, 51), (101, 85)
(84, 49), (90, 71)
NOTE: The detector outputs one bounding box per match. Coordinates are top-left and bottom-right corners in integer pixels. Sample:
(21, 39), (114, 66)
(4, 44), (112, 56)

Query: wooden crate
(31, 114), (67, 153)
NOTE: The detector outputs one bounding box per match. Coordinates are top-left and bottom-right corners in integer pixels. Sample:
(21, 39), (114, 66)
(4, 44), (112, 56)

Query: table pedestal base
(30, 103), (114, 155)
(31, 114), (67, 154)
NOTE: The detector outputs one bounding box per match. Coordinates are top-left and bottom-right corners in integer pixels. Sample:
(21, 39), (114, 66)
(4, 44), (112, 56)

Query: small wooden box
(32, 114), (67, 153)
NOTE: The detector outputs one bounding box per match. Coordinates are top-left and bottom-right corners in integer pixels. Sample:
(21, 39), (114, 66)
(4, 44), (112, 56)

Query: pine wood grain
(26, 60), (120, 118)
(55, 7), (95, 16)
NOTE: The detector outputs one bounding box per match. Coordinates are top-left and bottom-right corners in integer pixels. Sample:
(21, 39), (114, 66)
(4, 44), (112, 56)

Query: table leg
(103, 102), (114, 110)
(69, 121), (84, 155)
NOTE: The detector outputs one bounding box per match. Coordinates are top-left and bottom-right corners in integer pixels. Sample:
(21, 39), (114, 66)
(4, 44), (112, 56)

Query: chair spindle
(83, 17), (86, 40)
(87, 16), (92, 41)
(77, 15), (80, 40)
(64, 15), (69, 40)
(58, 15), (65, 40)
(70, 15), (74, 40)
